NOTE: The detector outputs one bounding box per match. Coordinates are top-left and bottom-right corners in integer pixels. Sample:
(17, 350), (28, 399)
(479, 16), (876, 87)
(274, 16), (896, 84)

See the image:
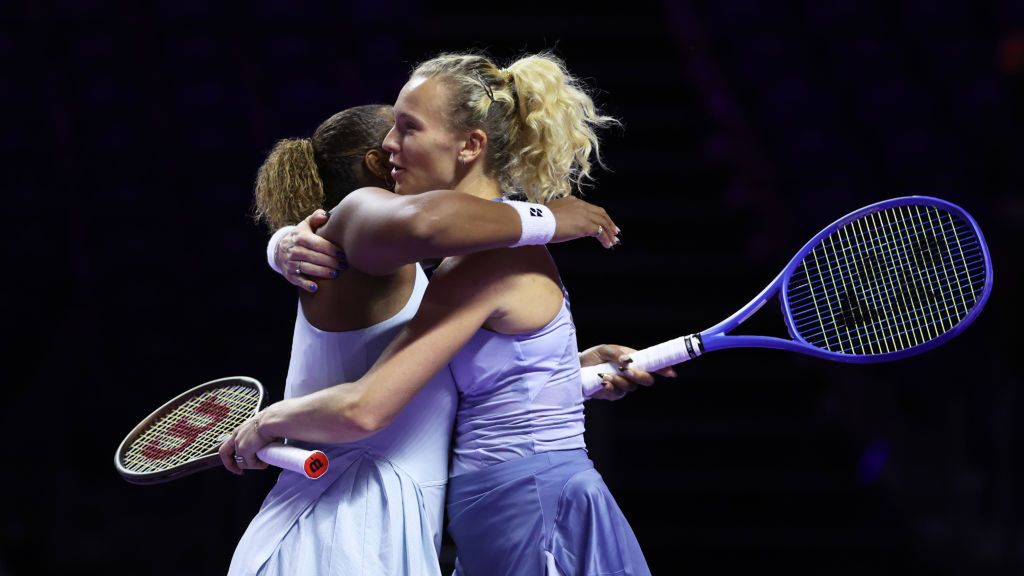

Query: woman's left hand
(579, 344), (677, 401)
(218, 412), (276, 475)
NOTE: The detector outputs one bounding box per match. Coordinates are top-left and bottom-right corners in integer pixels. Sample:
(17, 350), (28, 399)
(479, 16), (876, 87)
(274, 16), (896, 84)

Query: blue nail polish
(330, 271), (338, 278)
(336, 251), (344, 258)
(309, 283), (317, 292)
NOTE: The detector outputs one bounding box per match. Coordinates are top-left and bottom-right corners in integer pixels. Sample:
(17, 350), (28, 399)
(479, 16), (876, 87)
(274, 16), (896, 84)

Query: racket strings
(805, 208), (980, 352)
(789, 243), (984, 333)
(121, 385), (260, 473)
(799, 207), (983, 352)
(787, 205), (987, 355)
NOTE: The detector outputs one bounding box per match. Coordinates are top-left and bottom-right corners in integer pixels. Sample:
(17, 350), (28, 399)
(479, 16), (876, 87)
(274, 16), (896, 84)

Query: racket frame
(115, 376), (265, 485)
(703, 195), (993, 363)
(581, 196), (993, 397)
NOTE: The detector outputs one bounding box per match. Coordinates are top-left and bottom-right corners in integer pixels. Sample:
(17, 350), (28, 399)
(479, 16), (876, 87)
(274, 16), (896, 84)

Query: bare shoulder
(333, 186), (395, 214)
(317, 187), (391, 234)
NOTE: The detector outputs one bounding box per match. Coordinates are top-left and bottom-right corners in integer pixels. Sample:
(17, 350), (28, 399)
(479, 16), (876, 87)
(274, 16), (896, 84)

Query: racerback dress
(228, 265), (457, 576)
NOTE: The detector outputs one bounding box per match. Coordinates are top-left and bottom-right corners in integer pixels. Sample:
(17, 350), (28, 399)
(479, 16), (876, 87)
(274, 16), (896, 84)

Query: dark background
(2, 1), (1021, 574)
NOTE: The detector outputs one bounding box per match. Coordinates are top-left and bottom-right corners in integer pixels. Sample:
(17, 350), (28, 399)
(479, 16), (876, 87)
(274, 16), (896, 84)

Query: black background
(2, 1), (1022, 574)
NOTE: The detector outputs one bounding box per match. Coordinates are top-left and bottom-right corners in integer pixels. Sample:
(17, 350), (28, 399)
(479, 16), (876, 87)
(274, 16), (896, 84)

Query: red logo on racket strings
(142, 395), (232, 460)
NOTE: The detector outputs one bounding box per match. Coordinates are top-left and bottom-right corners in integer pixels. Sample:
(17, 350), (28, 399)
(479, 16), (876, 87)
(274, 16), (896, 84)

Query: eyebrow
(394, 111), (419, 123)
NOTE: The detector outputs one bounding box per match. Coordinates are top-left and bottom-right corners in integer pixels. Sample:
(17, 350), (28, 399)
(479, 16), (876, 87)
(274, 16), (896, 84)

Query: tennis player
(228, 52), (657, 575)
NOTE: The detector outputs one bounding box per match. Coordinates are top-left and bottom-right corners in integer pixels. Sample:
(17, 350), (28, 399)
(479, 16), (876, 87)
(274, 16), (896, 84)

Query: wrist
(256, 403), (285, 439)
(266, 226), (294, 274)
(502, 200), (555, 247)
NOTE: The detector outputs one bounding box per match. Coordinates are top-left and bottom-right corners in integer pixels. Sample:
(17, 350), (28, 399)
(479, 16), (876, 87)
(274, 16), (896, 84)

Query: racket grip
(257, 443), (330, 479)
(581, 334), (703, 398)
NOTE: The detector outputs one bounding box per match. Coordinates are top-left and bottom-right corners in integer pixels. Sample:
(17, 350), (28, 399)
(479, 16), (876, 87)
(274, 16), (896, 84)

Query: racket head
(115, 376), (265, 485)
(779, 196), (992, 362)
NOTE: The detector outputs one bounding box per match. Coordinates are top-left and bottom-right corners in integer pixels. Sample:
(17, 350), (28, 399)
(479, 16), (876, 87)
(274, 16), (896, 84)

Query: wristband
(267, 225), (295, 274)
(503, 200), (555, 247)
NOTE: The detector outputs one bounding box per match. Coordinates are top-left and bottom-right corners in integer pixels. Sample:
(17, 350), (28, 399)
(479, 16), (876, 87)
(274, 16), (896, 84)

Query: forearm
(257, 383), (380, 444)
(325, 189), (524, 275)
(402, 191), (522, 256)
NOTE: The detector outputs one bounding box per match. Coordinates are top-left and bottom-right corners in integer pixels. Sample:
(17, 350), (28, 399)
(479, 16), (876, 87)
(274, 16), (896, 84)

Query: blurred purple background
(2, 1), (1021, 574)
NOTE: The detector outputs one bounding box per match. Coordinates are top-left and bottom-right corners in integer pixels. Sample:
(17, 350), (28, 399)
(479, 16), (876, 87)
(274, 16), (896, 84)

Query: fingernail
(324, 210), (332, 218)
(598, 373), (609, 381)
(619, 355), (632, 364)
(330, 271), (338, 278)
(337, 251), (345, 259)
(309, 283), (317, 292)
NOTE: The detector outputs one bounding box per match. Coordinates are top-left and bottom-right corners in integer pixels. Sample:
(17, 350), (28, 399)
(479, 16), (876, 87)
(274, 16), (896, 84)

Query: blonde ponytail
(505, 54), (617, 203)
(412, 51), (617, 204)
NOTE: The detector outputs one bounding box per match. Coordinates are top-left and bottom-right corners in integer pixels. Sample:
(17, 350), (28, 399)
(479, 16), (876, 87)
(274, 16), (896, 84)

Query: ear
(458, 129), (487, 165)
(364, 149), (393, 188)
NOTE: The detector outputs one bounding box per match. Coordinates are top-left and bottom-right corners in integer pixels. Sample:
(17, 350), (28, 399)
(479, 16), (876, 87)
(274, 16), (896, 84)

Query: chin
(398, 184), (432, 196)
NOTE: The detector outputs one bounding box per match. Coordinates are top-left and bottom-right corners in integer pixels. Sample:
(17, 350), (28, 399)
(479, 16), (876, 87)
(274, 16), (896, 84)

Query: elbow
(404, 200), (446, 249)
(336, 399), (393, 440)
(349, 410), (391, 436)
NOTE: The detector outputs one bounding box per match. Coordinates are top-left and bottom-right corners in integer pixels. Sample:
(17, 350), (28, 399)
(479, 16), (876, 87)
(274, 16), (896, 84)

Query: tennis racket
(115, 376), (329, 484)
(582, 196), (992, 397)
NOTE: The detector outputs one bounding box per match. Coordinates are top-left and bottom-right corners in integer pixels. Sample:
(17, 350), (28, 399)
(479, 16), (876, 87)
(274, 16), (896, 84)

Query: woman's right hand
(275, 209), (348, 293)
(547, 196), (620, 249)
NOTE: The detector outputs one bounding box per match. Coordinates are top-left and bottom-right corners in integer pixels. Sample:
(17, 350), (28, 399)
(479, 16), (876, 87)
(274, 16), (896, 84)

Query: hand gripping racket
(583, 196), (993, 397)
(115, 376), (329, 484)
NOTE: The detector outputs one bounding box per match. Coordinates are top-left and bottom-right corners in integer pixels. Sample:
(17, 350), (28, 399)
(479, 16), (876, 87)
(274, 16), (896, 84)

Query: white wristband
(267, 225), (295, 275)
(503, 200), (555, 247)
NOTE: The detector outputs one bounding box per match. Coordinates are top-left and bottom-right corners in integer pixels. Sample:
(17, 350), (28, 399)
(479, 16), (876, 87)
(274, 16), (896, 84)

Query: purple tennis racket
(583, 196), (993, 397)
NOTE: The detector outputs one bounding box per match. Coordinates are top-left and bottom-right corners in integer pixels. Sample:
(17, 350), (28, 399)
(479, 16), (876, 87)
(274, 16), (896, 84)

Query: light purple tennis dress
(445, 277), (650, 575)
(228, 265), (457, 576)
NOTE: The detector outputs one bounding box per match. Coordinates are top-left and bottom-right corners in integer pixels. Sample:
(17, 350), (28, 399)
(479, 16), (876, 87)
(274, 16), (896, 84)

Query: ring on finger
(294, 264), (302, 276)
(595, 225), (604, 237)
(233, 454), (246, 464)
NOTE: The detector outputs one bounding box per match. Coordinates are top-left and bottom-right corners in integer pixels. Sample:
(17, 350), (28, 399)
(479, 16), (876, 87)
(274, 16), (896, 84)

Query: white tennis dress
(229, 265), (457, 576)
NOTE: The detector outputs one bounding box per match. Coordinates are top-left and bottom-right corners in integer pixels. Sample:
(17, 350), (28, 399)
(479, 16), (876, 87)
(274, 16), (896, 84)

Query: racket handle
(256, 443), (330, 479)
(581, 334), (703, 398)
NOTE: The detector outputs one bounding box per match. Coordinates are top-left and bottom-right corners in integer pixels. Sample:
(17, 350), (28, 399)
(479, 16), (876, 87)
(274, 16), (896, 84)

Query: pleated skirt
(228, 447), (446, 576)
(446, 449), (650, 576)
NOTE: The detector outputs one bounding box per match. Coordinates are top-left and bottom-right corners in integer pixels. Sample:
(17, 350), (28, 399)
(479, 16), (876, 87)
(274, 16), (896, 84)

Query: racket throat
(683, 333), (704, 360)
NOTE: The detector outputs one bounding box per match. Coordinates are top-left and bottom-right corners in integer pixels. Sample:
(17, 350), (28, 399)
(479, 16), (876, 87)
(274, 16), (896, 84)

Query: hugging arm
(324, 187), (525, 276)
(220, 253), (504, 470)
(270, 189), (619, 287)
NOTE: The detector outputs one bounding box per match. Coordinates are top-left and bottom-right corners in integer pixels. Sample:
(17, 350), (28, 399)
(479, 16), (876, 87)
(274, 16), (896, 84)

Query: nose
(382, 125), (399, 154)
